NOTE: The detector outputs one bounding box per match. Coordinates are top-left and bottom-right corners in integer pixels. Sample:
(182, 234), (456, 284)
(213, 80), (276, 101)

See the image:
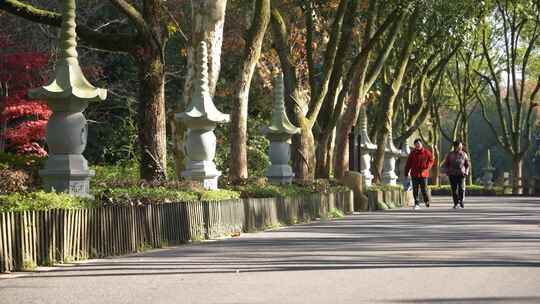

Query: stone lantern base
(39, 154), (94, 197)
(359, 150), (375, 187)
(267, 165), (295, 184)
(181, 160), (221, 190)
(482, 168), (495, 190)
(265, 141), (295, 185)
(383, 155), (399, 186)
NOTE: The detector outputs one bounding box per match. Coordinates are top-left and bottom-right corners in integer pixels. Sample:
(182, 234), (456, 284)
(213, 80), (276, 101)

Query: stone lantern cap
(358, 105), (377, 150)
(29, 62), (107, 103)
(261, 73), (300, 136)
(400, 142), (411, 157)
(29, 0), (106, 104)
(177, 41), (230, 126)
(384, 135), (401, 156)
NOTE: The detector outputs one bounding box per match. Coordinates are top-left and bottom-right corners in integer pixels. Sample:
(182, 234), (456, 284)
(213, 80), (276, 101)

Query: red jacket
(405, 148), (434, 178)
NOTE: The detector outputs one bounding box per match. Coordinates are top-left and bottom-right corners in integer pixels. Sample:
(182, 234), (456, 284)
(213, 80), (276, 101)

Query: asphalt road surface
(1, 196), (539, 304)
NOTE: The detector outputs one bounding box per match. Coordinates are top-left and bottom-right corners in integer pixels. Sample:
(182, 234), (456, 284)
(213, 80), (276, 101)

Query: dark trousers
(412, 177), (430, 205)
(449, 175), (466, 205)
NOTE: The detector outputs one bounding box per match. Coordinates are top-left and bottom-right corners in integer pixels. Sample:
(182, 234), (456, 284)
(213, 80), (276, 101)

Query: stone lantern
(482, 149), (495, 189)
(399, 141), (411, 182)
(358, 105), (377, 187)
(29, 0), (106, 197)
(261, 73), (300, 184)
(382, 133), (402, 186)
(176, 41), (230, 190)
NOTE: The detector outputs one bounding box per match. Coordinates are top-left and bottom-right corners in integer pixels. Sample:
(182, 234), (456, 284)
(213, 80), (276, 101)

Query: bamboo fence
(0, 191), (353, 273)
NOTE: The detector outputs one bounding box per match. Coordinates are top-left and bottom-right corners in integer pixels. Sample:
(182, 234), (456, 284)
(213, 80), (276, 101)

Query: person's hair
(452, 140), (463, 149)
(413, 138), (422, 144)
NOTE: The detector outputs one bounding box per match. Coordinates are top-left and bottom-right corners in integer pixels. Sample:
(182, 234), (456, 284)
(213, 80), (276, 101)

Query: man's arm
(426, 149), (435, 169)
(464, 152), (470, 175)
(404, 155), (412, 177)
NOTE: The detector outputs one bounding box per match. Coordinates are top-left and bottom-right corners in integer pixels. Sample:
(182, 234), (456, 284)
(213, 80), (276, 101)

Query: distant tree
(476, 0), (540, 194)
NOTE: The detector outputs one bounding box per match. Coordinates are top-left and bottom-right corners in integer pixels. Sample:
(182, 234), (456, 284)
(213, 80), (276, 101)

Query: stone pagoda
(29, 0), (106, 197)
(357, 105), (377, 187)
(176, 41), (230, 190)
(399, 141), (411, 182)
(261, 73), (300, 184)
(382, 133), (402, 186)
(482, 149), (496, 189)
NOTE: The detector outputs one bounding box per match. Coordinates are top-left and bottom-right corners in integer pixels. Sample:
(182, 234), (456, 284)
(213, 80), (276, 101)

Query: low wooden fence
(0, 191), (352, 273)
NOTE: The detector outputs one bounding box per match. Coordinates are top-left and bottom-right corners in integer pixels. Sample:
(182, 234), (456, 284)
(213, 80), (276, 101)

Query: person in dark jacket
(443, 140), (470, 208)
(404, 138), (434, 209)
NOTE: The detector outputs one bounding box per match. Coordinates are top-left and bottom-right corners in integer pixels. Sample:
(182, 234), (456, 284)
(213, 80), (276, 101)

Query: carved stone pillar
(176, 42), (230, 190)
(29, 0), (106, 197)
(382, 133), (401, 186)
(261, 73), (300, 184)
(482, 149), (495, 189)
(358, 105), (376, 187)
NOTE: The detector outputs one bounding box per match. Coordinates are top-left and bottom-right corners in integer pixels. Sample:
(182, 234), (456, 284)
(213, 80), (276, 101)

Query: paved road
(1, 196), (539, 304)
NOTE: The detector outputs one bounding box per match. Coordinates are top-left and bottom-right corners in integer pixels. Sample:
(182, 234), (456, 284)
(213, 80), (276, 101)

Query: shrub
(0, 151), (43, 192)
(91, 162), (139, 188)
(0, 169), (33, 194)
(429, 184), (503, 196)
(0, 191), (93, 212)
(93, 186), (241, 206)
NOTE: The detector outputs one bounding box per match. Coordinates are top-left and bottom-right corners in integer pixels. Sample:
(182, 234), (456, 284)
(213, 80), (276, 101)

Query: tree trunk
(136, 50), (167, 181)
(334, 95), (363, 180)
(462, 120), (473, 185)
(432, 125), (440, 186)
(292, 125), (316, 182)
(512, 157), (523, 195)
(230, 0), (270, 183)
(432, 145), (440, 186)
(315, 130), (333, 178)
(270, 8), (315, 182)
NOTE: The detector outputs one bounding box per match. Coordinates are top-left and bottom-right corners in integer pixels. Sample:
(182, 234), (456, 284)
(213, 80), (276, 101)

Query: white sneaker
(413, 204), (421, 210)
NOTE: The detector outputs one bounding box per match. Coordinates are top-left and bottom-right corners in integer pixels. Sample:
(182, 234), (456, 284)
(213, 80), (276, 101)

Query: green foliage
(327, 208), (345, 219)
(91, 162), (139, 187)
(367, 184), (403, 192)
(85, 63), (139, 165)
(214, 116), (270, 178)
(232, 183), (311, 198)
(376, 201), (389, 210)
(94, 187), (240, 206)
(201, 189), (241, 201)
(230, 180), (349, 198)
(429, 184), (503, 195)
(0, 191), (94, 212)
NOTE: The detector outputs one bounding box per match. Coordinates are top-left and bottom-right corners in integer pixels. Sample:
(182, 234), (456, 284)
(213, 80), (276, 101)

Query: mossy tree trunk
(334, 6), (405, 180)
(230, 0), (271, 184)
